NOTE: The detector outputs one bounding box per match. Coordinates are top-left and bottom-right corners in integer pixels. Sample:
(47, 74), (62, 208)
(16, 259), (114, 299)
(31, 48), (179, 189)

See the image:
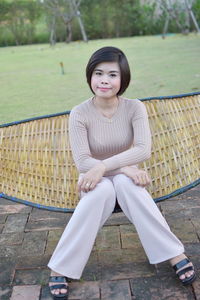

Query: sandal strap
(49, 276), (68, 283)
(177, 266), (194, 277)
(173, 258), (190, 271)
(50, 284), (67, 291)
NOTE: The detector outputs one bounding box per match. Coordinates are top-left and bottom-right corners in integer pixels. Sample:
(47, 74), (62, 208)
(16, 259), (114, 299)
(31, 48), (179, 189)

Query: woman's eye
(95, 72), (102, 76)
(110, 73), (117, 77)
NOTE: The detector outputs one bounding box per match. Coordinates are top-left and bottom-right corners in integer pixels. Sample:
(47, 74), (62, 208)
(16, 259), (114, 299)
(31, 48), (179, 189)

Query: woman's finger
(133, 175), (139, 185)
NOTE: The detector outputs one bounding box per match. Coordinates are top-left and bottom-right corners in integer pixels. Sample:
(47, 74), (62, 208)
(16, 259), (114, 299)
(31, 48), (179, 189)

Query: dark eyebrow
(94, 68), (119, 73)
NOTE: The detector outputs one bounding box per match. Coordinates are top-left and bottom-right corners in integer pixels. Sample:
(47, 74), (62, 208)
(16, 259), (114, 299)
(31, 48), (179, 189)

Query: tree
(41, 0), (87, 45)
(0, 0), (43, 45)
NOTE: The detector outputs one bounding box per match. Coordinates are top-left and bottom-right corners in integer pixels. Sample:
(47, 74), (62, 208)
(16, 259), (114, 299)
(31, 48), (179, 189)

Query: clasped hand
(78, 163), (151, 193)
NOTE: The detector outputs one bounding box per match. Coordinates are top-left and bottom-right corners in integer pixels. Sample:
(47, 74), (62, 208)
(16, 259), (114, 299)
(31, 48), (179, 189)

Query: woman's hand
(121, 166), (151, 187)
(78, 162), (106, 192)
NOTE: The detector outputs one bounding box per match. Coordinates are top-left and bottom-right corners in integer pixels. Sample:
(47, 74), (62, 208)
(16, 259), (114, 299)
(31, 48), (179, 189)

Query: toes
(186, 271), (194, 278)
(179, 270), (194, 280)
(51, 288), (67, 295)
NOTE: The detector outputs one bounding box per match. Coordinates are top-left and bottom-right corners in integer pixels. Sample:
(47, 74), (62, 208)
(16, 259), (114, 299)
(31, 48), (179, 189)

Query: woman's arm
(69, 109), (101, 172)
(69, 101), (151, 174)
(102, 101), (152, 171)
(69, 101), (151, 191)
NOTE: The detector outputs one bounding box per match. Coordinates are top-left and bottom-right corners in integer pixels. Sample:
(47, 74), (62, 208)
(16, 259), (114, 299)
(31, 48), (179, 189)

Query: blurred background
(0, 0), (200, 123)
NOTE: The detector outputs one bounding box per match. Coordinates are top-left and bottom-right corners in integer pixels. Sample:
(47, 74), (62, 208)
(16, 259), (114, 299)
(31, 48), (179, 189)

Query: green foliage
(0, 0), (44, 46)
(193, 0), (200, 23)
(0, 0), (200, 46)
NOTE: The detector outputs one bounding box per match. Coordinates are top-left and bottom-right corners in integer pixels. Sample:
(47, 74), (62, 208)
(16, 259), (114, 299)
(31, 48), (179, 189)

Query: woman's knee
(81, 177), (116, 202)
(98, 177), (116, 196)
(113, 174), (144, 192)
(113, 174), (132, 188)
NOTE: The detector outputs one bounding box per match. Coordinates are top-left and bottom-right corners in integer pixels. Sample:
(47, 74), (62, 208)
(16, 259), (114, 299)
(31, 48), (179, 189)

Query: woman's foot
(49, 271), (69, 299)
(170, 254), (196, 285)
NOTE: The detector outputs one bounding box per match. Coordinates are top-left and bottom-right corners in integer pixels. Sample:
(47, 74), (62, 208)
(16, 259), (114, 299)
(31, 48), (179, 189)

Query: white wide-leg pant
(48, 174), (184, 279)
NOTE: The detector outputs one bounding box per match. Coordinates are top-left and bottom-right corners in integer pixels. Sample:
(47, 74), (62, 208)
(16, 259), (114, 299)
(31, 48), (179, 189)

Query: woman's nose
(101, 75), (108, 84)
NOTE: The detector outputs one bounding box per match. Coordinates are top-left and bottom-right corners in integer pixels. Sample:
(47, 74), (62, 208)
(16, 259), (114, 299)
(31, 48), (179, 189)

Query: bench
(0, 92), (200, 212)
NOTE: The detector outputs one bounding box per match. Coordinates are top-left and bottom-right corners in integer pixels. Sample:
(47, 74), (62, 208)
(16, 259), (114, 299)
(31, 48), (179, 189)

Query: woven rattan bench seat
(0, 92), (200, 212)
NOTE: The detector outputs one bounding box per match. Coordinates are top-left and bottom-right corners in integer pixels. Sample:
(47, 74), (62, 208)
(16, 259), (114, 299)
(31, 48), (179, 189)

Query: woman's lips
(98, 87), (111, 92)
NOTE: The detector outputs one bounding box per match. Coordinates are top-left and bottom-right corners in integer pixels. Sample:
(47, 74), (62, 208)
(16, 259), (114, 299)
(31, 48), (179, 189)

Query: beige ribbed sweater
(69, 97), (152, 175)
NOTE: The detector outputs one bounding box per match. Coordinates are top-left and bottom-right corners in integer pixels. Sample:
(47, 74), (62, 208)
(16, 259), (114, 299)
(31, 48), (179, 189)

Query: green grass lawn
(0, 33), (200, 124)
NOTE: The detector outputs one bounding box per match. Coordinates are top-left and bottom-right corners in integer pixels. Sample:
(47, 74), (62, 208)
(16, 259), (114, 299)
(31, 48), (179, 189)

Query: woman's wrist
(92, 162), (106, 174)
(121, 165), (138, 173)
(99, 162), (106, 173)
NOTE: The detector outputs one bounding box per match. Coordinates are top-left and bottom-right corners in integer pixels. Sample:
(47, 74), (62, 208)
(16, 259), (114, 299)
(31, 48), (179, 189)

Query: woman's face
(91, 61), (121, 99)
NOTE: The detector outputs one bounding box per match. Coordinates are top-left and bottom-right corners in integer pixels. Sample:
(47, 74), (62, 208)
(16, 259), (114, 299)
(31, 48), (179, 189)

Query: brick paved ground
(0, 185), (200, 300)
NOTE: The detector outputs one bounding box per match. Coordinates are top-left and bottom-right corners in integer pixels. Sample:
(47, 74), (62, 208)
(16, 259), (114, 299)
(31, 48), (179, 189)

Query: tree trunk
(71, 0), (88, 42)
(50, 15), (56, 45)
(184, 0), (200, 33)
(66, 22), (72, 43)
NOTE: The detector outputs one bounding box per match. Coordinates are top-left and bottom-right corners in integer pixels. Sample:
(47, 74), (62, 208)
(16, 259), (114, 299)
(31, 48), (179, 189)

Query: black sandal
(49, 276), (69, 300)
(173, 258), (196, 286)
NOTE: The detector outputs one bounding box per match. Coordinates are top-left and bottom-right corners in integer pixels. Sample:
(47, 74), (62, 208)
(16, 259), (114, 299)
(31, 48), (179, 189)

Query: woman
(48, 46), (196, 299)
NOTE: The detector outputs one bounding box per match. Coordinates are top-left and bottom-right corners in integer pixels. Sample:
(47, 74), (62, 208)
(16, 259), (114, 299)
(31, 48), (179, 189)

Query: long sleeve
(69, 98), (151, 174)
(102, 101), (151, 171)
(69, 109), (101, 173)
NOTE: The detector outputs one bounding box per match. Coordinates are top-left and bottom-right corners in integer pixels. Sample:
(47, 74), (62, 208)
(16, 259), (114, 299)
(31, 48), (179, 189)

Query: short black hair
(86, 46), (131, 95)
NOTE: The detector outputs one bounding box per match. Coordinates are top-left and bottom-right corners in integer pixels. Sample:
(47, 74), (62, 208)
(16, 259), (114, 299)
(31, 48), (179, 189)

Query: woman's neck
(93, 96), (119, 110)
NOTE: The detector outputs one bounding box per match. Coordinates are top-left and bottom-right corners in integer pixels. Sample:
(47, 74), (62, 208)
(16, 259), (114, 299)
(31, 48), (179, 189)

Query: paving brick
(0, 232), (24, 245)
(0, 198), (16, 205)
(120, 224), (137, 234)
(40, 286), (52, 300)
(0, 214), (7, 223)
(165, 218), (199, 243)
(47, 229), (63, 242)
(3, 214), (28, 233)
(0, 244), (20, 257)
(162, 206), (200, 220)
(100, 262), (156, 281)
(120, 224), (142, 249)
(181, 186), (200, 199)
(101, 280), (132, 300)
(192, 277), (200, 300)
(10, 285), (41, 300)
(20, 231), (48, 256)
(45, 240), (58, 255)
(0, 224), (4, 233)
(191, 217), (200, 230)
(25, 218), (68, 232)
(0, 257), (16, 285)
(155, 260), (174, 275)
(29, 208), (71, 222)
(16, 254), (51, 269)
(0, 204), (32, 214)
(0, 285), (12, 300)
(45, 229), (64, 255)
(184, 243), (200, 256)
(95, 226), (121, 250)
(69, 281), (100, 299)
(14, 268), (50, 285)
(98, 248), (147, 266)
(130, 275), (194, 300)
(104, 212), (131, 226)
(81, 252), (101, 281)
